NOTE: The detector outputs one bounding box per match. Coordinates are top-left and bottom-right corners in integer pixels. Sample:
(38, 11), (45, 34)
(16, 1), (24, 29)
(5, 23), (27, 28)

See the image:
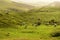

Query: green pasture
(0, 25), (60, 40)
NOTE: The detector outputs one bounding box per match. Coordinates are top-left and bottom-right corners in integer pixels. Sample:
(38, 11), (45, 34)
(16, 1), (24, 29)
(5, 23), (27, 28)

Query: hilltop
(0, 0), (35, 11)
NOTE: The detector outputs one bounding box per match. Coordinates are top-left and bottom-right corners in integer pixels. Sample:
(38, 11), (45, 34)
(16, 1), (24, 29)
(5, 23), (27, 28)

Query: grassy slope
(0, 0), (60, 40)
(0, 25), (60, 40)
(32, 7), (60, 20)
(0, 7), (60, 40)
(0, 0), (35, 28)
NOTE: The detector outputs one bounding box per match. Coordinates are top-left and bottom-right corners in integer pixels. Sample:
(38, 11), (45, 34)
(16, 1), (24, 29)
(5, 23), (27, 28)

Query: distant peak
(48, 1), (60, 7)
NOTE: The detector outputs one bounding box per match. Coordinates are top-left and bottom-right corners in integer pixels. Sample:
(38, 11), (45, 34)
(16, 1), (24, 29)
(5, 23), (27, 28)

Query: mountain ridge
(0, 0), (35, 11)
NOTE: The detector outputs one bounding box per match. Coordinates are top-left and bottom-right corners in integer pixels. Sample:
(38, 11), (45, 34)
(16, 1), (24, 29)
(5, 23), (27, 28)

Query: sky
(11, 0), (60, 6)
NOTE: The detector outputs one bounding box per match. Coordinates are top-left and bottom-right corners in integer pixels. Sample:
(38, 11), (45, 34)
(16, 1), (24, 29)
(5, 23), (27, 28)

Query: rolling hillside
(0, 0), (34, 11)
(0, 0), (60, 40)
(0, 0), (60, 28)
(0, 0), (35, 28)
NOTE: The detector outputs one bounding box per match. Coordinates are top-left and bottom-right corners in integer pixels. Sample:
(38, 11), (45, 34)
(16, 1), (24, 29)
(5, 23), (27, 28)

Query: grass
(0, 1), (60, 40)
(0, 25), (60, 40)
(0, 8), (60, 40)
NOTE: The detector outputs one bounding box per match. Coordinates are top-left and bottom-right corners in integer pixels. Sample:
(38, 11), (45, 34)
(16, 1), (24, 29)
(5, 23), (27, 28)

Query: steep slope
(0, 0), (35, 28)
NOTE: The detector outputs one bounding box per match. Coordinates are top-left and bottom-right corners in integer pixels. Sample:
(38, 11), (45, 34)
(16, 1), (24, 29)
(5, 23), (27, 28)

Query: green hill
(0, 1), (60, 27)
(0, 6), (60, 28)
(0, 0), (60, 40)
(0, 0), (35, 28)
(0, 0), (34, 11)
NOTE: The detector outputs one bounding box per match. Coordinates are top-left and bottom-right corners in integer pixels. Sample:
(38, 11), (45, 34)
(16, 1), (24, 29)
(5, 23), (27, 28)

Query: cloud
(11, 0), (60, 4)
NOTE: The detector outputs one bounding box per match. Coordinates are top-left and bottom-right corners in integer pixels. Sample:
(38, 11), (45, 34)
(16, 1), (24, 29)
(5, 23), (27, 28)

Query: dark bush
(6, 33), (10, 36)
(48, 19), (57, 27)
(36, 22), (41, 26)
(0, 14), (3, 16)
(51, 32), (60, 37)
(36, 19), (41, 26)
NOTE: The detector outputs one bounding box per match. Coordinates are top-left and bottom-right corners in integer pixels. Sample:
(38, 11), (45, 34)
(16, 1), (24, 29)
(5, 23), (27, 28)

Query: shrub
(51, 31), (60, 37)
